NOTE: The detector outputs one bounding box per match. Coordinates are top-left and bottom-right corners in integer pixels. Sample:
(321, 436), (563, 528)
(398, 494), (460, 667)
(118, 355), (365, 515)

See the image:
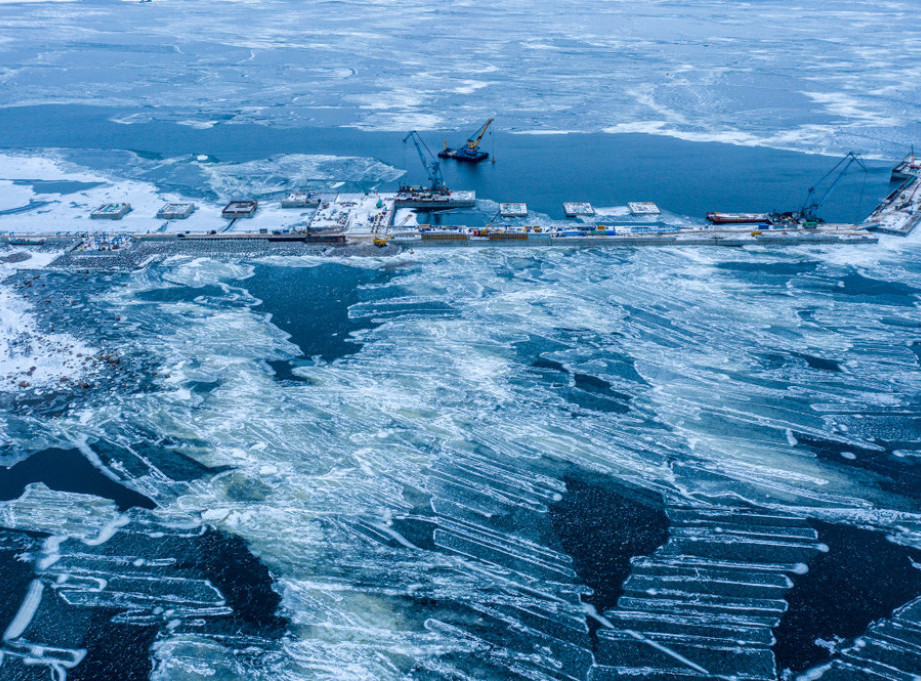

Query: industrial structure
(156, 203), (196, 220)
(439, 119), (494, 163)
(281, 192), (321, 208)
(798, 151), (867, 223)
(395, 131), (476, 209)
(564, 202), (595, 217)
(10, 145), (921, 254)
(91, 203), (132, 220)
(221, 200), (258, 219)
(706, 152), (868, 227)
(891, 149), (919, 181)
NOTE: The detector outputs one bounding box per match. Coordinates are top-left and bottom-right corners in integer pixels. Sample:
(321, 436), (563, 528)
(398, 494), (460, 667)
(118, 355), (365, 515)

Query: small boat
(706, 212), (773, 225)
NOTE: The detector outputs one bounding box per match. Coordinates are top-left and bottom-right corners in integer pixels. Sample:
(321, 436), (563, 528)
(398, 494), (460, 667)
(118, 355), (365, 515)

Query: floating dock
(628, 202), (660, 216)
(91, 203), (132, 220)
(564, 202), (594, 217)
(222, 200), (258, 219)
(500, 203), (528, 218)
(156, 203), (196, 220)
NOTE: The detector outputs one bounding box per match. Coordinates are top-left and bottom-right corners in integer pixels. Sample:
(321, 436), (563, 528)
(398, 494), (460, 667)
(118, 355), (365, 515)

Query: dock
(393, 224), (876, 249)
(393, 188), (475, 209)
(91, 203), (132, 220)
(500, 203), (528, 218)
(628, 202), (660, 216)
(891, 152), (921, 182)
(156, 203), (196, 220)
(864, 175), (921, 235)
(563, 202), (594, 217)
(4, 155), (921, 256)
(221, 200), (258, 219)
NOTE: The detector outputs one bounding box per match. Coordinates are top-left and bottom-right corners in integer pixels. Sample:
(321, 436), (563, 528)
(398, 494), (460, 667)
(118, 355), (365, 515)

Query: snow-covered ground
(0, 150), (403, 235)
(0, 247), (97, 393)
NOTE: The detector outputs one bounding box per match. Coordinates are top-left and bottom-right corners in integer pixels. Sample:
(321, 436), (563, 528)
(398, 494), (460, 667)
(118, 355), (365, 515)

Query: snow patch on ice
(0, 246), (98, 393)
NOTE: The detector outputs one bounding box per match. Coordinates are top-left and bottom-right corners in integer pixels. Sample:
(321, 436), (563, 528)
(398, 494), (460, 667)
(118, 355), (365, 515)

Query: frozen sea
(2, 1), (921, 681)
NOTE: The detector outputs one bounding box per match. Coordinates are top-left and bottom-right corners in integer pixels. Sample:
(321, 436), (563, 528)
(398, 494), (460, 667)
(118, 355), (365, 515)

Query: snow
(0, 0), (917, 156)
(0, 246), (98, 393)
(0, 151), (404, 236)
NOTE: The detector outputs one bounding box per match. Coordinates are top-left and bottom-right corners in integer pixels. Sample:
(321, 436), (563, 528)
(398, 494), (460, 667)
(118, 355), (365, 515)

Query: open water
(1, 103), (920, 681)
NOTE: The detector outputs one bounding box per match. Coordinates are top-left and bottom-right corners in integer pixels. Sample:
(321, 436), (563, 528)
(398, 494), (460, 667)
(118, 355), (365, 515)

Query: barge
(706, 212), (773, 225)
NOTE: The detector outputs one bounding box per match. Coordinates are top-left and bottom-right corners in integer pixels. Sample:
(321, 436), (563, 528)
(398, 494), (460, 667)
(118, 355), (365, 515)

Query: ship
(438, 119), (493, 163)
(706, 212), (773, 225)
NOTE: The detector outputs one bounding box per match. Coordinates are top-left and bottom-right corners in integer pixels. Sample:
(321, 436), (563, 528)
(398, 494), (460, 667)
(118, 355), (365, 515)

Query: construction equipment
(799, 151), (867, 223)
(402, 131), (447, 193)
(439, 118), (494, 163)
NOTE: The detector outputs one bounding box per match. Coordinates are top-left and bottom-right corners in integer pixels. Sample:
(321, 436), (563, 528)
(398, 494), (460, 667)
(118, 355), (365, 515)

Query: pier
(2, 162), (920, 256)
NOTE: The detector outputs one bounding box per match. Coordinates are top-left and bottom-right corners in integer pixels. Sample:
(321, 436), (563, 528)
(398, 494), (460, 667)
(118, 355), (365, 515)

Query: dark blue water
(0, 104), (895, 223)
(2, 103), (921, 681)
(0, 448), (155, 510)
(243, 262), (390, 364)
(776, 522), (921, 674)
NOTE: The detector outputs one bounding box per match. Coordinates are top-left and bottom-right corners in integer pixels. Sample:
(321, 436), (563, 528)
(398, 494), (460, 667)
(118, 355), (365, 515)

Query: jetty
(3, 148), (921, 255)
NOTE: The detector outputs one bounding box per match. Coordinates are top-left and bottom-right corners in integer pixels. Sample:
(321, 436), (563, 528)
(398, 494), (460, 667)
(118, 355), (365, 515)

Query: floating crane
(799, 151), (867, 223)
(439, 118), (494, 163)
(402, 131), (447, 193)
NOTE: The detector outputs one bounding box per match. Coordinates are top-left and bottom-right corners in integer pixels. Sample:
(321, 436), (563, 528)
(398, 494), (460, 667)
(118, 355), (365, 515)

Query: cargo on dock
(500, 203), (528, 218)
(394, 189), (476, 209)
(156, 203), (196, 220)
(706, 212), (772, 224)
(628, 202), (660, 216)
(222, 200), (258, 219)
(563, 202), (594, 217)
(488, 231), (528, 240)
(91, 203), (132, 220)
(281, 192), (321, 208)
(395, 226), (877, 249)
(421, 231), (468, 242)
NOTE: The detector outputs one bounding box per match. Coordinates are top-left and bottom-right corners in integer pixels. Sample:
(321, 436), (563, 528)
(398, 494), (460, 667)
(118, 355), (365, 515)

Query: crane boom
(439, 118), (494, 162)
(466, 118), (494, 151)
(800, 151), (867, 221)
(402, 130), (446, 193)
